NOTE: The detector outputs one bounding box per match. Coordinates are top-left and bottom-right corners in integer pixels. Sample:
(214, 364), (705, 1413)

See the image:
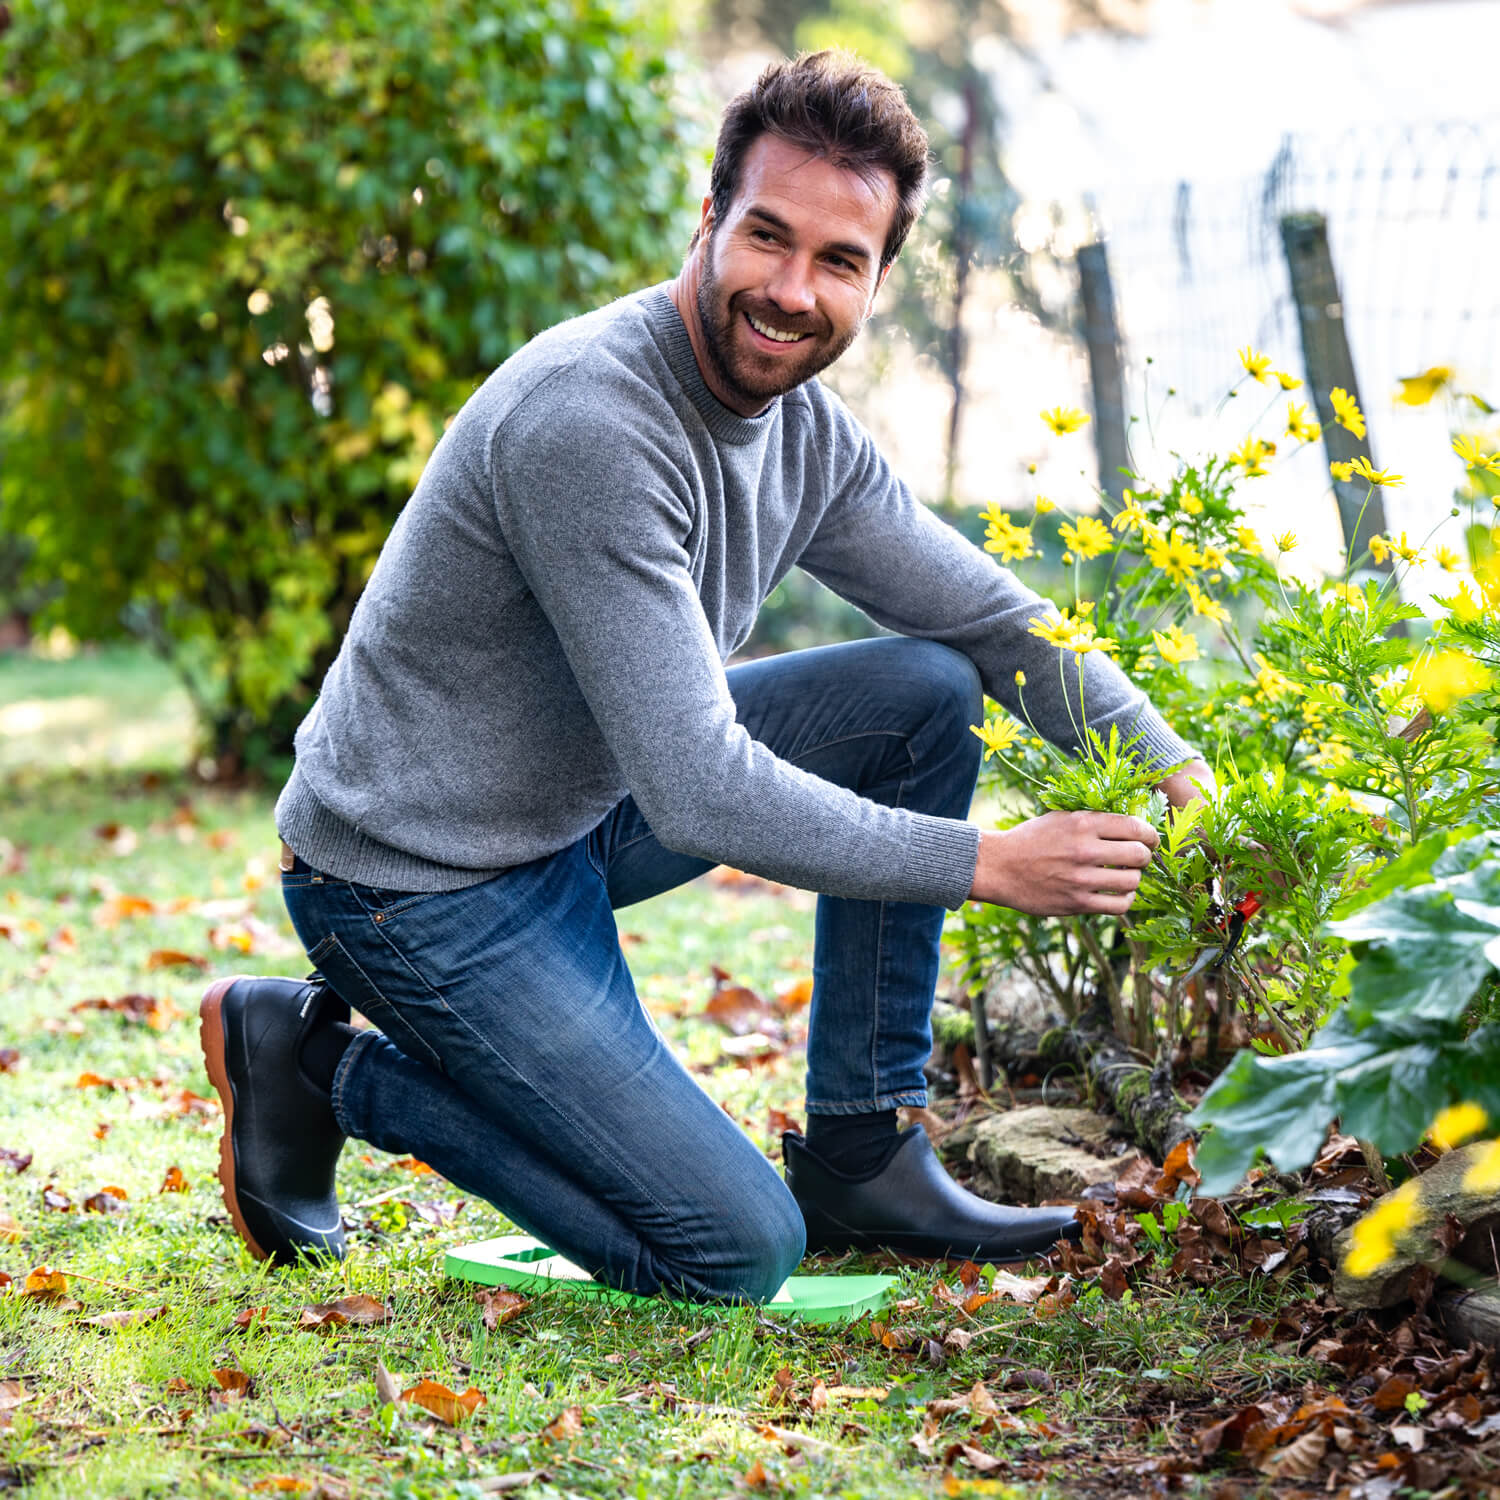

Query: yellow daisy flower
(1330, 460), (1356, 483)
(1408, 649), (1492, 713)
(1454, 435), (1500, 474)
(1368, 534), (1391, 565)
(1343, 1180), (1422, 1279)
(1034, 495), (1057, 514)
(1229, 437), (1275, 477)
(1111, 501), (1150, 533)
(1395, 367), (1452, 407)
(1285, 403), (1321, 443)
(1274, 531), (1298, 552)
(1187, 583), (1230, 625)
(1350, 455), (1403, 487)
(1434, 546), (1461, 573)
(1234, 525), (1262, 555)
(1330, 387), (1367, 439)
(1058, 515), (1113, 560)
(1145, 528), (1202, 582)
(1040, 405), (1090, 435)
(971, 715), (1023, 761)
(1151, 624), (1200, 664)
(1275, 370), (1303, 391)
(1238, 346), (1273, 383)
(1429, 1101), (1487, 1151)
(1390, 531), (1423, 564)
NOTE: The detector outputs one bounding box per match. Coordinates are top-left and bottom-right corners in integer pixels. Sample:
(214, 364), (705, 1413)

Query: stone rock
(968, 1105), (1143, 1204)
(1333, 1143), (1500, 1310)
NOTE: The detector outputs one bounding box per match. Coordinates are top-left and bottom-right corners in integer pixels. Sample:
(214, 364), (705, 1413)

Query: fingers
(1086, 812), (1160, 849)
(1086, 836), (1154, 870)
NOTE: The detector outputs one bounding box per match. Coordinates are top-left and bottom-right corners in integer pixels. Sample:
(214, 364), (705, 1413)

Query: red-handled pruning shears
(1182, 882), (1262, 981)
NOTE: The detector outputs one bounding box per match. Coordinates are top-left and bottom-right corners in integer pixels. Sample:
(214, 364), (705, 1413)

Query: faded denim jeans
(281, 637), (983, 1302)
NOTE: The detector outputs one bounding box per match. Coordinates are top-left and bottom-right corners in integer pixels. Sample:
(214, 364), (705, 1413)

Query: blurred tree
(0, 0), (694, 771)
(706, 0), (1147, 501)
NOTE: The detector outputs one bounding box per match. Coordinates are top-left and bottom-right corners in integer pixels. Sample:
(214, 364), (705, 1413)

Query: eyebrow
(742, 206), (874, 267)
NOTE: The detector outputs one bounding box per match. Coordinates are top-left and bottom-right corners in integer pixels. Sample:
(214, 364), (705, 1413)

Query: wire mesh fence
(1071, 118), (1500, 568)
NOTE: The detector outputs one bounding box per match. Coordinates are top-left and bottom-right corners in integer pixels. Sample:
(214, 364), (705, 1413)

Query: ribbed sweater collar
(643, 286), (781, 446)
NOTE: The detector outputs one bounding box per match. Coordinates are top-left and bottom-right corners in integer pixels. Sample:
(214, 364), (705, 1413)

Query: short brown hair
(707, 51), (930, 272)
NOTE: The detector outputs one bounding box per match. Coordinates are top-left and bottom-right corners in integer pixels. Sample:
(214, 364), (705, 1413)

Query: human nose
(763, 252), (817, 317)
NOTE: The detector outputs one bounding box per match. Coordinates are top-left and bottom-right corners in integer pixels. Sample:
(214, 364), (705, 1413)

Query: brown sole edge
(199, 977), (271, 1262)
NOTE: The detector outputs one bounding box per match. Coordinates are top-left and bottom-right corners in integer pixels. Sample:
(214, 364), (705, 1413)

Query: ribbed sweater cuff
(275, 770), (500, 893)
(1117, 708), (1198, 776)
(902, 814), (981, 910)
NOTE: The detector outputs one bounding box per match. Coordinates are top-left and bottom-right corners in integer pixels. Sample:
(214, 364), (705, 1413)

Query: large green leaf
(1191, 1011), (1500, 1194)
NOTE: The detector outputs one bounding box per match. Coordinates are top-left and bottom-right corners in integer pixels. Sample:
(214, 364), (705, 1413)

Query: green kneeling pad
(445, 1235), (896, 1324)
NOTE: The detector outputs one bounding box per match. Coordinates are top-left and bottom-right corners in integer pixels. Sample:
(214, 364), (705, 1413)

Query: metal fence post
(1279, 212), (1391, 564)
(1076, 241), (1131, 503)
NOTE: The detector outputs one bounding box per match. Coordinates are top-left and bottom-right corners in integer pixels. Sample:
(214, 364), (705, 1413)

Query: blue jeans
(281, 637), (983, 1302)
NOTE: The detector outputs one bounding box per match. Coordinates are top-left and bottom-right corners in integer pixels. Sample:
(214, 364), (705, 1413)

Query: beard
(695, 240), (864, 410)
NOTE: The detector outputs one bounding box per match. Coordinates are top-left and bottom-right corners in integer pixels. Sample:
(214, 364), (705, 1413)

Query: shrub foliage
(0, 0), (693, 766)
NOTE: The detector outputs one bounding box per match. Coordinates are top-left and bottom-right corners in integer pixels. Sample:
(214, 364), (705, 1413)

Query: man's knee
(694, 1181), (806, 1304)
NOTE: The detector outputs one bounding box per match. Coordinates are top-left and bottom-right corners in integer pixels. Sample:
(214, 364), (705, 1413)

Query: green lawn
(0, 645), (1316, 1499)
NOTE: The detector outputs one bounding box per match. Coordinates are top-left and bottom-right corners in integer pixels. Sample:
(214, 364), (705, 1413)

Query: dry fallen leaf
(247, 1477), (312, 1493)
(159, 1165), (189, 1194)
(1154, 1139), (1201, 1195)
(0, 1048), (18, 1073)
(92, 893), (157, 927)
(145, 949), (207, 971)
(400, 1378), (486, 1425)
(298, 1294), (391, 1331)
(375, 1360), (402, 1408)
(82, 1185), (129, 1214)
(388, 1157), (434, 1175)
(475, 1288), (530, 1330)
(40, 1185), (72, 1213)
(0, 1209), (20, 1243)
(1256, 1429), (1328, 1479)
(541, 1404), (584, 1441)
(232, 1306), (268, 1331)
(212, 1367), (253, 1399)
(988, 1269), (1054, 1304)
(703, 983), (772, 1036)
(774, 977), (813, 1013)
(0, 1380), (30, 1414)
(80, 1304), (168, 1331)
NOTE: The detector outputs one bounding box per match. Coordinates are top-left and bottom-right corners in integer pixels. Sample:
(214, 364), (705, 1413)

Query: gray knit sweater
(276, 285), (1194, 910)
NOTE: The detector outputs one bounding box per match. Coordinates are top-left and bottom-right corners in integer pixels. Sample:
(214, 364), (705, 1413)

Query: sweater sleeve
(797, 395), (1197, 773)
(490, 376), (981, 909)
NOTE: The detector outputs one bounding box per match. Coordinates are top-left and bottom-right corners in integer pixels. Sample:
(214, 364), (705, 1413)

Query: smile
(745, 312), (809, 345)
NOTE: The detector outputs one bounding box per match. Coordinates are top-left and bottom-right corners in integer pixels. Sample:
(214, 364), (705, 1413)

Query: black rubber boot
(784, 1126), (1081, 1261)
(199, 976), (350, 1265)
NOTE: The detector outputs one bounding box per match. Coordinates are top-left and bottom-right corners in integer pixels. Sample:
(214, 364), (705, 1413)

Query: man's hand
(1157, 756), (1216, 810)
(969, 811), (1160, 917)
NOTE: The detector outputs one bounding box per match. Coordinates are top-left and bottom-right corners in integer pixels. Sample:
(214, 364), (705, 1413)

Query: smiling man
(200, 52), (1210, 1297)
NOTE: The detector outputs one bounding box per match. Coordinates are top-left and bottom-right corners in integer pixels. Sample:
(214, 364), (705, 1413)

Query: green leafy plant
(0, 0), (694, 769)
(952, 365), (1500, 1084)
(1190, 831), (1500, 1194)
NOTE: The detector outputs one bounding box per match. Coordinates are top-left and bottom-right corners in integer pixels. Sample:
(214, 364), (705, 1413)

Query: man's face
(694, 134), (895, 413)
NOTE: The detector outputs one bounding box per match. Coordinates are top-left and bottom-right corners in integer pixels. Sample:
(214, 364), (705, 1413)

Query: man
(200, 51), (1210, 1301)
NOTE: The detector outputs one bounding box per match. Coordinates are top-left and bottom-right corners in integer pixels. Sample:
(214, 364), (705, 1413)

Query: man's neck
(666, 257), (768, 420)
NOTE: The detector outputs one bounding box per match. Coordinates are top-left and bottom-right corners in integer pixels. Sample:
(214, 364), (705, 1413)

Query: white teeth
(748, 314), (806, 344)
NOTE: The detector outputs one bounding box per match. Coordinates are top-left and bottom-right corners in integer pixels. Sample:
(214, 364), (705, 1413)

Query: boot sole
(199, 977), (270, 1262)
